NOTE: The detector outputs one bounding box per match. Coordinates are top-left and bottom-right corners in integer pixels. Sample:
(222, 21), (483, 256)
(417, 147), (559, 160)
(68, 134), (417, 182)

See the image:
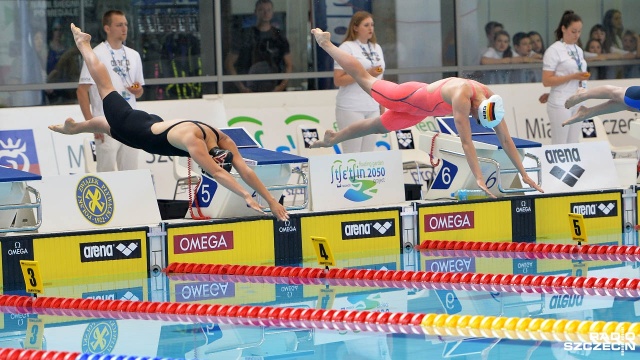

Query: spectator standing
(602, 9), (624, 51)
(622, 30), (640, 78)
(542, 10), (589, 145)
(225, 0), (293, 93)
(333, 11), (385, 153)
(77, 10), (144, 172)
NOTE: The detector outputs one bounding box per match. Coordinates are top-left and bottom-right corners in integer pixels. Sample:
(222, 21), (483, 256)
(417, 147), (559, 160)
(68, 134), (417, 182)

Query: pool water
(1, 246), (639, 360)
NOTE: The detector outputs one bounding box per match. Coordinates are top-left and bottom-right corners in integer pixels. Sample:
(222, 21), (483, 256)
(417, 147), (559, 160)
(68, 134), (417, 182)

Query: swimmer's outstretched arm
(218, 137), (288, 221)
(311, 116), (386, 148)
(494, 121), (544, 193)
(188, 136), (289, 221)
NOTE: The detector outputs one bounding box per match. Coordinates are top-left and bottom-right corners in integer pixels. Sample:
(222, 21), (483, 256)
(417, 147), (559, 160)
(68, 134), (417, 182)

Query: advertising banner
(534, 191), (623, 242)
(308, 150), (404, 211)
(32, 230), (149, 283)
(169, 277), (275, 305)
(525, 141), (620, 194)
(418, 200), (513, 242)
(166, 219), (275, 266)
(32, 170), (160, 233)
(300, 209), (402, 269)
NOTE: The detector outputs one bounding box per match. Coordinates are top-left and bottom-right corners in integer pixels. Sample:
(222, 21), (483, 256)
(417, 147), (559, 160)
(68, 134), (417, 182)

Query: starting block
(0, 166), (42, 234)
(419, 117), (542, 199)
(190, 127), (309, 219)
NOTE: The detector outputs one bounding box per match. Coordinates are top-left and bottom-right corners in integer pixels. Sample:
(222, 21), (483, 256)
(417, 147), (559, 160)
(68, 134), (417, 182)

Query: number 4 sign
(311, 237), (336, 267)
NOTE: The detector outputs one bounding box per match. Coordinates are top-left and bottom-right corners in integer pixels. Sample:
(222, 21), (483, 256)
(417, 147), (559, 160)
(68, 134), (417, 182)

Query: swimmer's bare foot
(564, 91), (585, 109)
(562, 106), (589, 127)
(311, 28), (331, 48)
(70, 23), (91, 47)
(310, 129), (337, 148)
(48, 118), (80, 135)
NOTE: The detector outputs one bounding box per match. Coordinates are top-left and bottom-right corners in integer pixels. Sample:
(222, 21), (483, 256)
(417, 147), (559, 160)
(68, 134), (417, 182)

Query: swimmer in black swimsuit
(562, 85), (640, 126)
(49, 23), (289, 222)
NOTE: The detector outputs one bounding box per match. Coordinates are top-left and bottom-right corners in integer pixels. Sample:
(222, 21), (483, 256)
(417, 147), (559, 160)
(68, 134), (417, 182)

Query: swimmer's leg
(312, 116), (386, 148)
(71, 23), (116, 100)
(565, 85), (625, 108)
(562, 101), (629, 126)
(49, 116), (111, 135)
(311, 28), (377, 95)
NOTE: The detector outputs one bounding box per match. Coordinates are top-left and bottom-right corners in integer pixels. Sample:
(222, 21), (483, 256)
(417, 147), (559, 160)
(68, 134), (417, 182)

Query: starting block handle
(439, 149), (542, 194)
(258, 167), (309, 212)
(0, 185), (42, 233)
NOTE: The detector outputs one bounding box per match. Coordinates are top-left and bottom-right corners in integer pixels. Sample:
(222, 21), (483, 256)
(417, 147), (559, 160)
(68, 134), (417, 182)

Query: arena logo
(423, 211), (474, 232)
(581, 119), (597, 138)
(395, 130), (415, 149)
(549, 164), (585, 187)
(545, 148), (581, 164)
(341, 219), (396, 240)
(545, 147), (585, 187)
(0, 130), (41, 174)
(82, 320), (118, 354)
(302, 128), (320, 148)
(76, 175), (115, 225)
(174, 281), (235, 302)
(570, 201), (618, 218)
(82, 288), (142, 302)
(80, 240), (141, 262)
(174, 231), (234, 254)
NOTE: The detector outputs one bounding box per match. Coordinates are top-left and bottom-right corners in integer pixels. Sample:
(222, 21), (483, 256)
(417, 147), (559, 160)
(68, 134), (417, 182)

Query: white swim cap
(477, 95), (505, 129)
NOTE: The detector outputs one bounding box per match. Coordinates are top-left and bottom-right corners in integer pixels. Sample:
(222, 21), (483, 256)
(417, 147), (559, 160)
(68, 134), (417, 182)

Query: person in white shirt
(542, 10), (590, 144)
(509, 32), (542, 83)
(77, 10), (144, 172)
(333, 11), (385, 153)
(480, 30), (512, 84)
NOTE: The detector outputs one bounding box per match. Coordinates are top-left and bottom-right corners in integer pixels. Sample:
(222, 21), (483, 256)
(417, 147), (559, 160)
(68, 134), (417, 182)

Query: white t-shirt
(334, 40), (384, 111)
(543, 40), (587, 106)
(79, 42), (145, 117)
(481, 47), (509, 84)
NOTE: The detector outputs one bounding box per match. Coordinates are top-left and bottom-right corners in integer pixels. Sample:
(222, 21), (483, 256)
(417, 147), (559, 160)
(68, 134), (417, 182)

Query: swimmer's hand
(245, 195), (267, 216)
(267, 200), (290, 222)
(476, 179), (497, 199)
(521, 174), (544, 193)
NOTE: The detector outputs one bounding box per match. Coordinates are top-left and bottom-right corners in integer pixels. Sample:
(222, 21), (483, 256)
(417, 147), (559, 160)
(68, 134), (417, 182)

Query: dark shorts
(623, 86), (640, 111)
(102, 91), (163, 149)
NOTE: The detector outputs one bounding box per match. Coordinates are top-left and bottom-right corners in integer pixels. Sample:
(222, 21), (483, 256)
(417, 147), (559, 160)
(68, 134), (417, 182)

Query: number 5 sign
(568, 213), (588, 243)
(311, 237), (336, 267)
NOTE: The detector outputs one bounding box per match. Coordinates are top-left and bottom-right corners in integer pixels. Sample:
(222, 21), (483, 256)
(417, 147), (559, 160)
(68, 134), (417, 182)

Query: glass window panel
(222, 0), (310, 93)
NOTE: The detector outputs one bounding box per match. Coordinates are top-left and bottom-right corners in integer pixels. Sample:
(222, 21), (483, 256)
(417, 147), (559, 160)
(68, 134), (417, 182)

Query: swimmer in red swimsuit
(310, 28), (543, 196)
(49, 24), (289, 221)
(562, 85), (640, 126)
